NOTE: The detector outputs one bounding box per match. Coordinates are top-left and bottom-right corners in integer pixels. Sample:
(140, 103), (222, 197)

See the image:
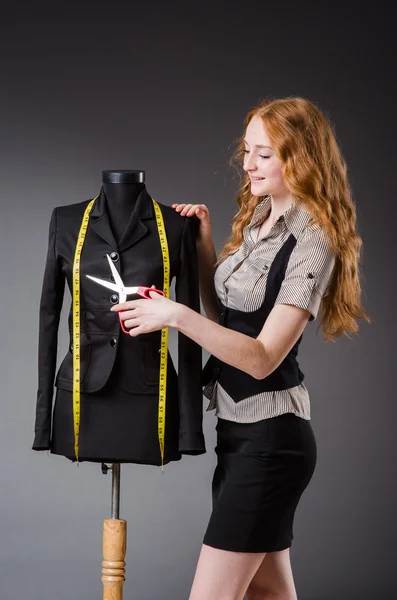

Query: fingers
(148, 290), (161, 298)
(172, 203), (193, 216)
(171, 203), (209, 218)
(117, 309), (136, 322)
(110, 301), (136, 312)
(124, 317), (139, 329)
(129, 325), (143, 337)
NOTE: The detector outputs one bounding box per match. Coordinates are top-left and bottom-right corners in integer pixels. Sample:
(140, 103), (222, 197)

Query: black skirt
(203, 413), (317, 553)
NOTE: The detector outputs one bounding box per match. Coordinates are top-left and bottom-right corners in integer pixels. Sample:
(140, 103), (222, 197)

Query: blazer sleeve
(32, 208), (65, 450)
(175, 216), (206, 455)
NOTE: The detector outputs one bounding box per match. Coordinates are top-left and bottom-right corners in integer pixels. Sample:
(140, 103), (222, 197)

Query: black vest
(202, 233), (305, 403)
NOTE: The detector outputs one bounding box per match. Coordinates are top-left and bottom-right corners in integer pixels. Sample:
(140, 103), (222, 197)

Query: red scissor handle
(119, 287), (166, 334)
(136, 286), (165, 299)
(119, 313), (131, 334)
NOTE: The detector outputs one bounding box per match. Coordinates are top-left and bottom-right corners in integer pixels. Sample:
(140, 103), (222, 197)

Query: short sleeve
(274, 225), (336, 322)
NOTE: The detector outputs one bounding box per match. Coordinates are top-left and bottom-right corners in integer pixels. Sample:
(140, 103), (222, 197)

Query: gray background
(1, 2), (395, 599)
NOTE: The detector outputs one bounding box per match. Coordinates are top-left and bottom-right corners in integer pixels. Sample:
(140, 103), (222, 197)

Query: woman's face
(243, 115), (288, 198)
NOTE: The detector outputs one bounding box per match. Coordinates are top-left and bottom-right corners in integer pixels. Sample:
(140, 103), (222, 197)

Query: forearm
(172, 304), (269, 380)
(196, 237), (221, 323)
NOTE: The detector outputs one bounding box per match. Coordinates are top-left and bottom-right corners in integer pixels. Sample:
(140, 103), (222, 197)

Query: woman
(111, 97), (370, 600)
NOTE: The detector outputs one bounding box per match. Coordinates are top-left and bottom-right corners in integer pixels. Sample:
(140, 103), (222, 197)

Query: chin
(251, 184), (269, 197)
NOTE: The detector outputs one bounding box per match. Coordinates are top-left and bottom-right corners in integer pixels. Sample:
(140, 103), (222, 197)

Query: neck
(103, 182), (144, 209)
(103, 182), (145, 243)
(267, 192), (294, 223)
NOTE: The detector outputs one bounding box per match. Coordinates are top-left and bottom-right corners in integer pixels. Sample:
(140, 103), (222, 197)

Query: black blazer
(32, 185), (206, 462)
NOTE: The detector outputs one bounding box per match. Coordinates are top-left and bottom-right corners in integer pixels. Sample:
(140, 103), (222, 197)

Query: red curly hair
(218, 96), (371, 342)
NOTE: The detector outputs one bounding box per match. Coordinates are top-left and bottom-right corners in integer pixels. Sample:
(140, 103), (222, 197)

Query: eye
(259, 155), (270, 159)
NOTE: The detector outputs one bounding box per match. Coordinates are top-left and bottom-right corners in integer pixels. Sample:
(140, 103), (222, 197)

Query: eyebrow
(243, 139), (273, 149)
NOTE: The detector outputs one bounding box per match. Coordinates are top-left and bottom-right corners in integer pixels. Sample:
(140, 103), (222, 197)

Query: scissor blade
(106, 254), (124, 287)
(122, 286), (140, 295)
(86, 275), (120, 292)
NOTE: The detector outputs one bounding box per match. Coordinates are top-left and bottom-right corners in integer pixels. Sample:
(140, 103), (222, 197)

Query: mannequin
(101, 170), (145, 598)
(102, 170), (145, 243)
(33, 168), (206, 599)
(33, 170), (205, 464)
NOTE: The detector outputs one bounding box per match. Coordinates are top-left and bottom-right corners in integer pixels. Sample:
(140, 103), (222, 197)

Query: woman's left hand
(110, 286), (181, 336)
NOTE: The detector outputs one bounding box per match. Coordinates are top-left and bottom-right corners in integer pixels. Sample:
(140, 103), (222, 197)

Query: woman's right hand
(171, 203), (212, 245)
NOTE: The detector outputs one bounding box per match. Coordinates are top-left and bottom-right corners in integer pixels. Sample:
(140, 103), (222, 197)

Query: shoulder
(46, 199), (93, 233)
(298, 219), (332, 244)
(156, 201), (199, 237)
(288, 222), (337, 298)
(155, 200), (181, 224)
(52, 198), (93, 220)
(294, 221), (336, 264)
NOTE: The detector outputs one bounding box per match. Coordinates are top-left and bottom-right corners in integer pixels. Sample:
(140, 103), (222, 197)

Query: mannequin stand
(101, 463), (127, 600)
(99, 171), (143, 598)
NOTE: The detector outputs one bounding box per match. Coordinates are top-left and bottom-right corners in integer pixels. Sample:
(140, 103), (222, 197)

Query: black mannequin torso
(102, 170), (145, 244)
(33, 171), (206, 463)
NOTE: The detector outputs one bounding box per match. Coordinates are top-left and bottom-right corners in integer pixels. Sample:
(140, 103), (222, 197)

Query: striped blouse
(203, 195), (336, 422)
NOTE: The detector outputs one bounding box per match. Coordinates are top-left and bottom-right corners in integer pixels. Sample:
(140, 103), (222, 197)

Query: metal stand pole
(111, 463), (121, 520)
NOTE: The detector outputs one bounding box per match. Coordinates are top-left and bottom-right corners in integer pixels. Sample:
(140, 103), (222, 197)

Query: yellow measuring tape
(152, 200), (170, 472)
(72, 196), (97, 463)
(72, 195), (170, 469)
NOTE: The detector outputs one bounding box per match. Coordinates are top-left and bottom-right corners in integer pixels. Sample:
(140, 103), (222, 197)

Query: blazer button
(110, 252), (119, 262)
(110, 337), (117, 347)
(110, 294), (119, 304)
(307, 272), (314, 278)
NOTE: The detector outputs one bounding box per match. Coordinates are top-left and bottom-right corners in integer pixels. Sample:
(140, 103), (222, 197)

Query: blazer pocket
(55, 333), (92, 387)
(116, 337), (176, 394)
(141, 343), (161, 386)
(141, 344), (177, 387)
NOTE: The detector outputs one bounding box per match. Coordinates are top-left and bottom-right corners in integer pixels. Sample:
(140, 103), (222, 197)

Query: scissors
(86, 253), (165, 334)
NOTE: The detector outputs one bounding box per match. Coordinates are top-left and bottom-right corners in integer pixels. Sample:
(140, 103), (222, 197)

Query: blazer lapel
(89, 187), (119, 249)
(118, 185), (154, 253)
(89, 185), (155, 252)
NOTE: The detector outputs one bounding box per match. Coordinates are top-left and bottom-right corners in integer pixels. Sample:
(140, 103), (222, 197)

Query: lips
(250, 177), (265, 181)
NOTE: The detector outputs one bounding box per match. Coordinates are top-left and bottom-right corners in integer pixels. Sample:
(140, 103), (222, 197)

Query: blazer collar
(90, 184), (155, 252)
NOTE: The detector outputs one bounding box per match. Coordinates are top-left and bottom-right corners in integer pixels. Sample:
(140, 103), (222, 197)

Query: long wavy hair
(218, 96), (371, 342)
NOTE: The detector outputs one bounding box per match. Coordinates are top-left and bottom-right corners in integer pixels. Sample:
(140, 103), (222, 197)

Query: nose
(243, 151), (257, 172)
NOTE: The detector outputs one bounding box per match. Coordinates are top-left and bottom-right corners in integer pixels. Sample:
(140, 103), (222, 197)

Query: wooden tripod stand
(101, 463), (127, 600)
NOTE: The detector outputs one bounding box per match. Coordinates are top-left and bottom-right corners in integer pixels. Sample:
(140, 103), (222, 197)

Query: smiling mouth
(250, 177), (265, 181)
